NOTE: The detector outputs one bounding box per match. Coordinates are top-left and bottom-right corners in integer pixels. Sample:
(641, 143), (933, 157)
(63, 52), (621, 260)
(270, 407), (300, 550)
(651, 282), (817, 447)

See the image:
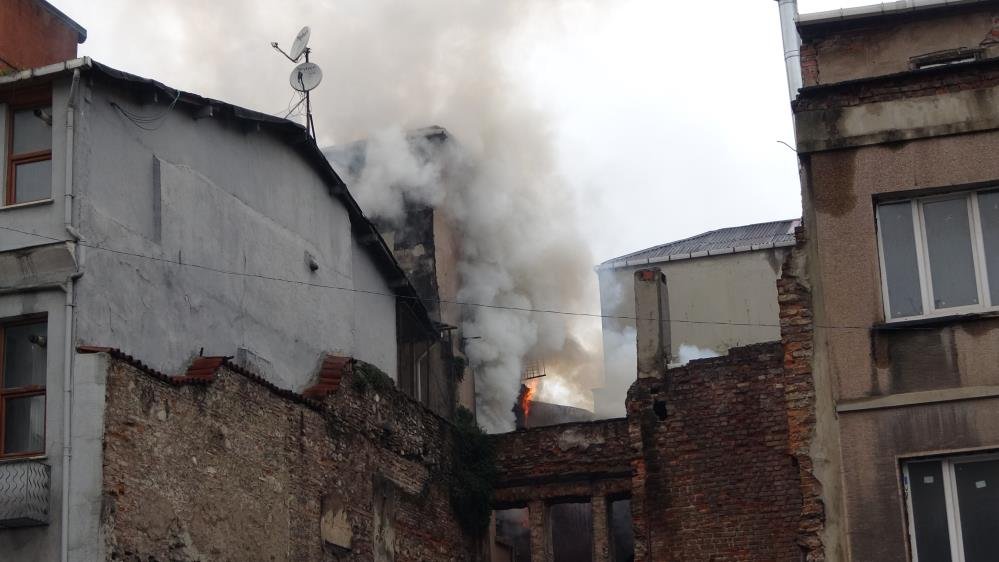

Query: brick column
(592, 495), (609, 562)
(634, 268), (670, 378)
(529, 499), (548, 562)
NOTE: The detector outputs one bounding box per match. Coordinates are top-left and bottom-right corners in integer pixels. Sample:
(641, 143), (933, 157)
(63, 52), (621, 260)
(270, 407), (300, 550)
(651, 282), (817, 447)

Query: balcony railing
(0, 460), (50, 528)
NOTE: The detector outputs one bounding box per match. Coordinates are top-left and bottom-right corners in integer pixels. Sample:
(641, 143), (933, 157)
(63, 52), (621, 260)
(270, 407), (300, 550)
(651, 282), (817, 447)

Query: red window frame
(4, 88), (53, 206)
(0, 316), (47, 459)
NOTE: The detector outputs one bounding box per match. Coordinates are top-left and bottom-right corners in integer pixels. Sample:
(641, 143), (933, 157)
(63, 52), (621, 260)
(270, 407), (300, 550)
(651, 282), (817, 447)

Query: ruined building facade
(490, 236), (824, 562)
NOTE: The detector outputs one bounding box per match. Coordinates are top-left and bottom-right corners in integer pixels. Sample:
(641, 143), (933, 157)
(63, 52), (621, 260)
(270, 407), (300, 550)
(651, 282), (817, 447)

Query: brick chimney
(0, 0), (87, 72)
(634, 268), (671, 379)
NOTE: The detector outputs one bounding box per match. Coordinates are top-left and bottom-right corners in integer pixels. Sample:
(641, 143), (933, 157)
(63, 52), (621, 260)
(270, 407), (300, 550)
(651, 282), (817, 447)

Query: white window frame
(877, 189), (999, 322)
(903, 452), (999, 562)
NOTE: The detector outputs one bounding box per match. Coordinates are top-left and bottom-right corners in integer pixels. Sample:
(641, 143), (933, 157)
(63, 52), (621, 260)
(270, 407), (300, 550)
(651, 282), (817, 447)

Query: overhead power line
(0, 224), (870, 330)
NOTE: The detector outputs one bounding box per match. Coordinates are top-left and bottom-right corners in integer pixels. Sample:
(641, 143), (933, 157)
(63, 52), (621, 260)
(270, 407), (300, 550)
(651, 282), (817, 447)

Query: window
(0, 318), (47, 457)
(877, 190), (999, 320)
(4, 102), (53, 206)
(904, 454), (999, 562)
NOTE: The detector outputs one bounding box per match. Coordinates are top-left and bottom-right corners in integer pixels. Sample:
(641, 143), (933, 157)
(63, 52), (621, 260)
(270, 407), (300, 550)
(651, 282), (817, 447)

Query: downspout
(776, 0), (803, 100)
(61, 68), (81, 562)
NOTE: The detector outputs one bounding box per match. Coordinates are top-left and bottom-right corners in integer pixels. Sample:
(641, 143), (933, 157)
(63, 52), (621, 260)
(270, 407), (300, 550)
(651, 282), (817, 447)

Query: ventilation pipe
(776, 0), (803, 100)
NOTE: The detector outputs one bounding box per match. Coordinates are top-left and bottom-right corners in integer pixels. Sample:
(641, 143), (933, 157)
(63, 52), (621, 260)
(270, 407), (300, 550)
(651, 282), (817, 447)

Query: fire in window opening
(0, 317), (48, 457)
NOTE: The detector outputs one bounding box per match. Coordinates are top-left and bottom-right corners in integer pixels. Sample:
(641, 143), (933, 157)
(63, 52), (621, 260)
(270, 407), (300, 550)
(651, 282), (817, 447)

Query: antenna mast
(271, 26), (322, 140)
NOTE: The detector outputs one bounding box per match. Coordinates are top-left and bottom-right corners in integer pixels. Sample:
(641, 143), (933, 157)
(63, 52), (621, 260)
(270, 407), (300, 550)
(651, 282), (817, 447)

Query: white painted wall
(70, 77), (397, 390)
(352, 238), (398, 380)
(595, 249), (787, 416)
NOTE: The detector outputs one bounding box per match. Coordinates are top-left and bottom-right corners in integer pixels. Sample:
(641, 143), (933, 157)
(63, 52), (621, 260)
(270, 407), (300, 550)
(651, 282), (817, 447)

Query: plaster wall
(0, 288), (69, 562)
(69, 78), (395, 389)
(597, 250), (785, 406)
(803, 118), (999, 561)
(837, 397), (999, 561)
(0, 78), (73, 252)
(352, 238), (398, 380)
(806, 129), (999, 402)
(802, 8), (999, 86)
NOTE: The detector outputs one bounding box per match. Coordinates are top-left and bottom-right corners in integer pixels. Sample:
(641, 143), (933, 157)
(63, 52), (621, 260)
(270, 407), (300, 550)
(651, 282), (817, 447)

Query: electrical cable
(110, 90), (181, 131)
(0, 223), (873, 330)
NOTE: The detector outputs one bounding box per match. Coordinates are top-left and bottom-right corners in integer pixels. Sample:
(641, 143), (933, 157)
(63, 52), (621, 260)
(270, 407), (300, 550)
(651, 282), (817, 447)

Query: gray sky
(57, 0), (866, 265)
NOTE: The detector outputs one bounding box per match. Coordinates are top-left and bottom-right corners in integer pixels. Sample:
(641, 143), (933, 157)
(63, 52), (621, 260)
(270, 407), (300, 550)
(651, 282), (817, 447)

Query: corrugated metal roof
(597, 219), (800, 271)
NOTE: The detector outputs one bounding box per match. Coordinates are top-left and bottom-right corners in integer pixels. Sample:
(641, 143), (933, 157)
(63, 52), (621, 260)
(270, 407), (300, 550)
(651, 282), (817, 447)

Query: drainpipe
(776, 0), (803, 100)
(60, 68), (81, 562)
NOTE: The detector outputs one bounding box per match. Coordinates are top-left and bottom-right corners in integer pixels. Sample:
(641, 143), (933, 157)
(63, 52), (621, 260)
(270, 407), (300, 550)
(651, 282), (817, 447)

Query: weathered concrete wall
(99, 352), (470, 561)
(804, 131), (999, 403)
(793, 18), (999, 559)
(71, 76), (397, 389)
(0, 0), (80, 72)
(837, 397), (999, 561)
(800, 7), (999, 86)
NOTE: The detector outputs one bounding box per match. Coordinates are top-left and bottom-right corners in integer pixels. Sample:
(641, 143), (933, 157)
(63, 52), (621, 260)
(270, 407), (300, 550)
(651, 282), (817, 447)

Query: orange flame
(520, 382), (536, 420)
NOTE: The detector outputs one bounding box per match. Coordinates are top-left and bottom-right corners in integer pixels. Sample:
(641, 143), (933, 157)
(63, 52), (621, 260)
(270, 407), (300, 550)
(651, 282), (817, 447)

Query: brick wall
(489, 235), (824, 561)
(98, 353), (471, 561)
(628, 343), (804, 562)
(793, 59), (999, 112)
(0, 0), (80, 71)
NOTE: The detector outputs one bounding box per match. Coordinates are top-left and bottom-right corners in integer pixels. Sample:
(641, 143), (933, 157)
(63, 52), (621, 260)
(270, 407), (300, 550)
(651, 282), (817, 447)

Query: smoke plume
(85, 0), (607, 432)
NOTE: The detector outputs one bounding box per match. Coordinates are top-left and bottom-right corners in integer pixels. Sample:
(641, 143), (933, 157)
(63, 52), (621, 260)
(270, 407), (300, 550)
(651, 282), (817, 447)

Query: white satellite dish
(290, 62), (323, 92)
(289, 26), (311, 62)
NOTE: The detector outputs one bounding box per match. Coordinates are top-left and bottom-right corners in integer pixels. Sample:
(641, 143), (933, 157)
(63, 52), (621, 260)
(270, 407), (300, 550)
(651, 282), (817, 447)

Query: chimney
(634, 268), (670, 379)
(776, 0), (803, 100)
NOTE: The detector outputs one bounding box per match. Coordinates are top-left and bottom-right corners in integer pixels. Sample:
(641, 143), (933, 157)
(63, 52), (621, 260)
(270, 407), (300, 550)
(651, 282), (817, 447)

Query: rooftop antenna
(271, 26), (322, 139)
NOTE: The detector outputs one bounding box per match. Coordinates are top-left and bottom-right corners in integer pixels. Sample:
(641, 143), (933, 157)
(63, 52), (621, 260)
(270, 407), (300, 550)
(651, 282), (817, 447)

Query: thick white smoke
(85, 0), (606, 432)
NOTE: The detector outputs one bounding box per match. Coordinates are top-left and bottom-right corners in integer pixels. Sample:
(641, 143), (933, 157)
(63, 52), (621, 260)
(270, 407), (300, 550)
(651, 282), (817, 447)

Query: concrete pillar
(634, 268), (670, 378)
(592, 495), (609, 562)
(528, 499), (548, 562)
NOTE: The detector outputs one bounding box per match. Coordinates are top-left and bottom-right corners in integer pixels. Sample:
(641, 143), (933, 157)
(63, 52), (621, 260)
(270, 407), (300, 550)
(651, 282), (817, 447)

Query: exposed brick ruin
(91, 349), (471, 561)
(490, 234), (823, 562)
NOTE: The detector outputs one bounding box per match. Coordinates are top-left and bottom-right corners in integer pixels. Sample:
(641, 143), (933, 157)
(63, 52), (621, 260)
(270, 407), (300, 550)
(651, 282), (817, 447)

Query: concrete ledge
(0, 242), (78, 294)
(837, 385), (999, 413)
(795, 84), (999, 153)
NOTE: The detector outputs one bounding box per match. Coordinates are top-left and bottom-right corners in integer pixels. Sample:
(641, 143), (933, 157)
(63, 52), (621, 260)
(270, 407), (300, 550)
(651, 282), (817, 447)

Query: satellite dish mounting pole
(274, 26), (321, 140)
(304, 47), (314, 139)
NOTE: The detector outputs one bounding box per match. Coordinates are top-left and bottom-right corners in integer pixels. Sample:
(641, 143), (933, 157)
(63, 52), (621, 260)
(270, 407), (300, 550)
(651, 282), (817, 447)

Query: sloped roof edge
(597, 219), (801, 271)
(1, 58), (436, 336)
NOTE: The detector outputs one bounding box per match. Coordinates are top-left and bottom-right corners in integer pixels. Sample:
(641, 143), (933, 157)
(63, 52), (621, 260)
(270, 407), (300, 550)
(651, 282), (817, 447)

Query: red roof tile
(302, 355), (353, 400)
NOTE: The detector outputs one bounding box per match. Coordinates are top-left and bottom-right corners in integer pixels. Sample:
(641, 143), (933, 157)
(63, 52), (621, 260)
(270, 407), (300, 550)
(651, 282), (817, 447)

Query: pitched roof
(597, 219), (800, 271)
(0, 58), (438, 336)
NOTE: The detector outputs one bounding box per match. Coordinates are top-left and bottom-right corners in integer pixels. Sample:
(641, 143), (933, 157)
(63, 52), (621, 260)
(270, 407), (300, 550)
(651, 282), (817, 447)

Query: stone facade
(95, 349), (470, 561)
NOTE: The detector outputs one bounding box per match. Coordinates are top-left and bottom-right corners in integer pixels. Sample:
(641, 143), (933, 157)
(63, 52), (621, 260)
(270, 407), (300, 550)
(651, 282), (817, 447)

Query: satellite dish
(290, 62), (323, 92)
(289, 26), (311, 62)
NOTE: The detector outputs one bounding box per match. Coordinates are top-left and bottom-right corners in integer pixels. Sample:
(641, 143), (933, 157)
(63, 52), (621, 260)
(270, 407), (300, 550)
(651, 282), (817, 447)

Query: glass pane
(12, 107), (52, 154)
(3, 394), (45, 454)
(954, 459), (999, 562)
(907, 461), (953, 562)
(549, 503), (592, 562)
(13, 159), (52, 203)
(495, 508), (531, 561)
(3, 321), (47, 388)
(609, 499), (635, 562)
(977, 191), (999, 306)
(879, 202), (924, 318)
(924, 197), (979, 309)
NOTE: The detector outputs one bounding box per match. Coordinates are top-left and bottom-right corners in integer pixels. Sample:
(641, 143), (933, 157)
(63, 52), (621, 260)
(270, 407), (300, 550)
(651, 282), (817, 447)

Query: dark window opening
(0, 317), (47, 457)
